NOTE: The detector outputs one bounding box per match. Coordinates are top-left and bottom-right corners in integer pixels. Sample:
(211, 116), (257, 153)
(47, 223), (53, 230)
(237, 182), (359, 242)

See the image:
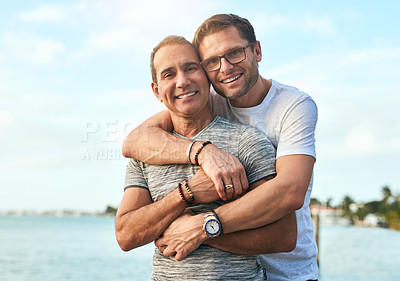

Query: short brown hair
(150, 35), (199, 83)
(193, 14), (257, 50)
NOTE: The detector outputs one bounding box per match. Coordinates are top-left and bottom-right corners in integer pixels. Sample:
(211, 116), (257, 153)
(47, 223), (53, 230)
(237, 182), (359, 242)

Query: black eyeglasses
(200, 43), (254, 72)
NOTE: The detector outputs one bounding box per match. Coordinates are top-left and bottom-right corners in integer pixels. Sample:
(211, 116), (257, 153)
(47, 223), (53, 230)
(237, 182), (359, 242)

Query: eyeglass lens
(201, 45), (249, 72)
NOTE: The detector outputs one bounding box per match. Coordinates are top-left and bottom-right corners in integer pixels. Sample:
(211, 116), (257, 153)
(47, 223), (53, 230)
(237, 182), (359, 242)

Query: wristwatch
(203, 211), (222, 238)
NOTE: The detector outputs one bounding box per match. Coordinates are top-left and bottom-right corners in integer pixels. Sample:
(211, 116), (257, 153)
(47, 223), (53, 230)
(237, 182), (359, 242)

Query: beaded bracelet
(182, 180), (195, 204)
(193, 141), (212, 165)
(186, 140), (196, 164)
(177, 183), (192, 206)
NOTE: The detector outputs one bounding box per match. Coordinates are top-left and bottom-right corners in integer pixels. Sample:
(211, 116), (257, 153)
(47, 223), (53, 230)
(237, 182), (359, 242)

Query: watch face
(205, 219), (220, 235)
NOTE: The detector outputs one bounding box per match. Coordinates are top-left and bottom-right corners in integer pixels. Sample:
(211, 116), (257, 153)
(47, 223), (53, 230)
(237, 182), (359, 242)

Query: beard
(213, 61), (259, 100)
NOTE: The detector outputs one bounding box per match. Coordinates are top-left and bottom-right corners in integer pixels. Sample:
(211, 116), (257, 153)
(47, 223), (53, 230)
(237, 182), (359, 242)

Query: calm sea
(1, 216), (399, 281)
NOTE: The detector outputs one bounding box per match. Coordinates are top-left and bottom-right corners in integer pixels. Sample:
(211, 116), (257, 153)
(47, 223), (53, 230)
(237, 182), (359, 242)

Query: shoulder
(214, 116), (266, 137)
(271, 80), (317, 109)
(239, 125), (275, 153)
(208, 115), (249, 132)
(126, 158), (143, 169)
(266, 80), (318, 122)
(211, 116), (271, 144)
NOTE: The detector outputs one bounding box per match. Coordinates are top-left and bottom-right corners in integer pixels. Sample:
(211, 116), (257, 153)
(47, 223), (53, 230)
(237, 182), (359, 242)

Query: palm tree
(341, 195), (354, 217)
(382, 185), (393, 205)
(326, 197), (333, 208)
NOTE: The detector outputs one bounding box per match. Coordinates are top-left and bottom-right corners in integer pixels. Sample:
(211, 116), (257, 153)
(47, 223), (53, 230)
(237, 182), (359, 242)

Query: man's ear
(151, 82), (163, 103)
(253, 41), (262, 63)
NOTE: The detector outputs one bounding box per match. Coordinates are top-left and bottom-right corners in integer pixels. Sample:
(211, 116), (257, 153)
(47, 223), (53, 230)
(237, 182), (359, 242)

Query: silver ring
(225, 184), (233, 190)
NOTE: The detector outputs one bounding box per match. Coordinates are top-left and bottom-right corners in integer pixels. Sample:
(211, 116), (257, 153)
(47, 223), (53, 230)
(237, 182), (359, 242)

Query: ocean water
(0, 215), (153, 281)
(318, 224), (400, 281)
(1, 216), (399, 281)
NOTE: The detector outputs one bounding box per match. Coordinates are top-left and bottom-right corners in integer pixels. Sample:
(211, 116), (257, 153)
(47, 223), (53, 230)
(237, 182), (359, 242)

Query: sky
(0, 0), (399, 212)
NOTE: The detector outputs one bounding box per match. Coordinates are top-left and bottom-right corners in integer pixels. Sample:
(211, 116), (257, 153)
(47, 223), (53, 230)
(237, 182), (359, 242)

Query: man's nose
(219, 57), (234, 73)
(176, 72), (190, 88)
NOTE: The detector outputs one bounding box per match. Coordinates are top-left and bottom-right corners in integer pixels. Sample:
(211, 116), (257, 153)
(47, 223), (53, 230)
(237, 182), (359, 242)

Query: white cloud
(2, 31), (65, 64)
(0, 110), (14, 127)
(18, 3), (88, 24)
(300, 15), (336, 37)
(253, 12), (336, 37)
(268, 45), (400, 97)
(74, 0), (220, 57)
(19, 5), (67, 23)
(31, 40), (65, 64)
(343, 124), (377, 155)
(341, 47), (400, 65)
(83, 28), (136, 53)
(266, 44), (400, 160)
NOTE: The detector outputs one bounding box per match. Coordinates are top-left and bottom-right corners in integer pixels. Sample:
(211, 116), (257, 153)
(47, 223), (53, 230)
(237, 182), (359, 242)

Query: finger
(212, 176), (227, 201)
(231, 175), (242, 198)
(162, 245), (176, 258)
(175, 249), (189, 261)
(154, 237), (166, 248)
(221, 169), (236, 200)
(223, 181), (234, 200)
(158, 246), (166, 254)
(225, 185), (234, 200)
(239, 167), (249, 191)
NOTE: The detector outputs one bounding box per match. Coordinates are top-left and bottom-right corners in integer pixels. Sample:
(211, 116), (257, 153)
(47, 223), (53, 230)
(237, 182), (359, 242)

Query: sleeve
(277, 96), (318, 159)
(238, 126), (277, 185)
(124, 159), (148, 191)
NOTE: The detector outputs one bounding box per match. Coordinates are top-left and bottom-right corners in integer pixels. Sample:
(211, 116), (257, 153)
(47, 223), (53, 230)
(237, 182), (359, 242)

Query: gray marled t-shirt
(125, 116), (276, 281)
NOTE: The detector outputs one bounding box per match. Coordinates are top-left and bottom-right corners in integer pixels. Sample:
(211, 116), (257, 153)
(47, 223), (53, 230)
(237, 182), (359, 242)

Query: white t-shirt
(209, 79), (319, 281)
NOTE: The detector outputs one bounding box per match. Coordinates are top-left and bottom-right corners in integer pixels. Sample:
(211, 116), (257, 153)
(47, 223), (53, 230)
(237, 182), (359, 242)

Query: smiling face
(198, 26), (262, 100)
(151, 43), (211, 119)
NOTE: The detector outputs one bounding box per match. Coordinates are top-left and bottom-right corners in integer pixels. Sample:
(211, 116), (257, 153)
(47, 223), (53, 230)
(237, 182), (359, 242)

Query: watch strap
(210, 211), (223, 234)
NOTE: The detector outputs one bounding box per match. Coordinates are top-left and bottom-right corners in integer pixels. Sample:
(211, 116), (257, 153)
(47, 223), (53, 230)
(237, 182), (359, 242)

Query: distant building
(310, 206), (352, 225)
(363, 213), (388, 228)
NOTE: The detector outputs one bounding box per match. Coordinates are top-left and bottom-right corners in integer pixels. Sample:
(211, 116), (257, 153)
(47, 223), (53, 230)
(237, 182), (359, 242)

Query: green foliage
(310, 197), (321, 206)
(355, 201), (380, 220)
(383, 210), (400, 230)
(105, 205), (118, 215)
(310, 186), (400, 230)
(352, 186), (400, 229)
(340, 195), (355, 217)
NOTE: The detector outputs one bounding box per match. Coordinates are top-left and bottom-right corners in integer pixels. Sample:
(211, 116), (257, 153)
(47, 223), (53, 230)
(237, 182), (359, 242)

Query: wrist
(186, 140), (196, 164)
(189, 142), (201, 165)
(194, 214), (209, 242)
(190, 141), (213, 166)
(177, 181), (196, 206)
(203, 211), (223, 238)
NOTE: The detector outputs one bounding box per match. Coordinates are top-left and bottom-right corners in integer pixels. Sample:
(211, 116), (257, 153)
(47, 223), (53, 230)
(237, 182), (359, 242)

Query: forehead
(199, 26), (248, 58)
(153, 44), (200, 74)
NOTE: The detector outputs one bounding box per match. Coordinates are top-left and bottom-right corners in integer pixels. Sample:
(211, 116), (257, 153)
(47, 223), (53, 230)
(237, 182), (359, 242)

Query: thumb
(154, 237), (165, 247)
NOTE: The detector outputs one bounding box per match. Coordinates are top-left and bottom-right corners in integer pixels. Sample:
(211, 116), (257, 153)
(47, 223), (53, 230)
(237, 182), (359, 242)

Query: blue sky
(1, 0), (399, 212)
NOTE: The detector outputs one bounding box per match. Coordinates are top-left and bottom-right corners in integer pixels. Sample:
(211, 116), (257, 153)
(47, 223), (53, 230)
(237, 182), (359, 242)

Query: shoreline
(0, 209), (116, 218)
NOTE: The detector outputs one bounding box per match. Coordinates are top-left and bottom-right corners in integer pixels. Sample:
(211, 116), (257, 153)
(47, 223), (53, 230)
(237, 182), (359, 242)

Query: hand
(197, 144), (248, 200)
(155, 212), (207, 261)
(188, 169), (219, 203)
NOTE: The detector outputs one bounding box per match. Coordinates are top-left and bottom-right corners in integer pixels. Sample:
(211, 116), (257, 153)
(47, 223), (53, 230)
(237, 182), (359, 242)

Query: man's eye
(227, 49), (241, 57)
(203, 57), (218, 67)
(163, 73), (173, 79)
(208, 57), (219, 64)
(187, 65), (199, 72)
